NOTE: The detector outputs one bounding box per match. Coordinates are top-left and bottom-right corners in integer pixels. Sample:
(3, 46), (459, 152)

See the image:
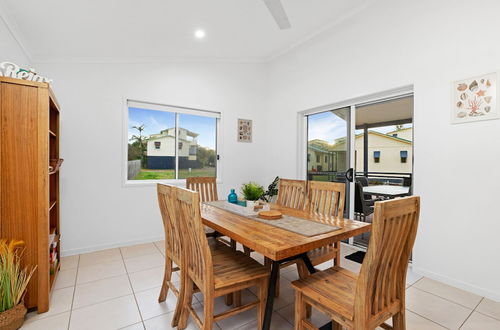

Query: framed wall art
(452, 72), (499, 124)
(237, 119), (252, 142)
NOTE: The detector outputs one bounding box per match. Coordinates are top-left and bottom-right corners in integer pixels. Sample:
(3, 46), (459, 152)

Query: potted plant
(0, 239), (36, 330)
(241, 182), (265, 209)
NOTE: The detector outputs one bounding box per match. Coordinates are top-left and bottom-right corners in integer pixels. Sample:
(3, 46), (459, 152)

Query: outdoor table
(363, 185), (410, 198)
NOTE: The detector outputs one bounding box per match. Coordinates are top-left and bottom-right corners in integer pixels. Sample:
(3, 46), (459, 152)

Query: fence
(127, 160), (141, 180)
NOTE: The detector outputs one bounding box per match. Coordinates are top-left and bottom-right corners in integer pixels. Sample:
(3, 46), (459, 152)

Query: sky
(128, 107), (216, 149)
(308, 110), (412, 144)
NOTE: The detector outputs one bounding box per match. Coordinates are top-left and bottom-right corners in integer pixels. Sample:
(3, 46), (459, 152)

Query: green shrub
(241, 182), (264, 201)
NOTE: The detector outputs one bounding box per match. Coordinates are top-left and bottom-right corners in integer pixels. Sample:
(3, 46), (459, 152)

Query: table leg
(300, 253), (316, 274)
(262, 260), (279, 330)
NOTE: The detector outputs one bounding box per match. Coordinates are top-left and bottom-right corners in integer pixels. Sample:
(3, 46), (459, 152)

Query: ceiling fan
(262, 0), (291, 30)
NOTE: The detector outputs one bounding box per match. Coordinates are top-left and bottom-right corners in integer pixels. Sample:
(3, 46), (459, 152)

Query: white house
(146, 127), (198, 169)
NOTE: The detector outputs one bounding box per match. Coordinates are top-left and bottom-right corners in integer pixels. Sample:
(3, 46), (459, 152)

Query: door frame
(297, 85), (414, 245)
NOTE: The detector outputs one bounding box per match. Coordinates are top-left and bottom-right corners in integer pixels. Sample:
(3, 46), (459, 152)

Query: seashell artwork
(452, 72), (498, 123)
(469, 80), (478, 92)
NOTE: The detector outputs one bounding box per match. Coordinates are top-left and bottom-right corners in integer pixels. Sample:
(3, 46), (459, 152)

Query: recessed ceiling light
(194, 29), (206, 39)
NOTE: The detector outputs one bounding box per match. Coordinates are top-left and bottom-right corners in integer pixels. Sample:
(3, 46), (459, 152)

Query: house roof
(309, 130), (412, 152)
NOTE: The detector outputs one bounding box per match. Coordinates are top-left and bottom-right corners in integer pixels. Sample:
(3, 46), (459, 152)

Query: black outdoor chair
(354, 181), (374, 222)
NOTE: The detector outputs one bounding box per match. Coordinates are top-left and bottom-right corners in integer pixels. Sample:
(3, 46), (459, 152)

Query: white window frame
(123, 98), (222, 187)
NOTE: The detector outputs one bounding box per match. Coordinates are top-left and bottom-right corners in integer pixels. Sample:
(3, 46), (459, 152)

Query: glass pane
(307, 108), (349, 182)
(127, 107), (175, 180)
(178, 113), (217, 179)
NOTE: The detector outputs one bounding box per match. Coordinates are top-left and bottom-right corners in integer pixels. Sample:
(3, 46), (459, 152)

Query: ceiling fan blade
(262, 0), (291, 30)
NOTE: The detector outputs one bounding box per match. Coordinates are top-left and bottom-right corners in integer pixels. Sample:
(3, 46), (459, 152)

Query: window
(316, 154), (320, 162)
(126, 100), (220, 182)
(374, 151), (381, 163)
(325, 155), (328, 162)
(400, 150), (408, 163)
(307, 153), (311, 162)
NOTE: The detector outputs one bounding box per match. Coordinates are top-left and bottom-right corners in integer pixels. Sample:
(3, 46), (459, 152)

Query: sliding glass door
(306, 107), (353, 218)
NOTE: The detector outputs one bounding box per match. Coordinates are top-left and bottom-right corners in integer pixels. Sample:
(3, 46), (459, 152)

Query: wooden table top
(201, 203), (371, 261)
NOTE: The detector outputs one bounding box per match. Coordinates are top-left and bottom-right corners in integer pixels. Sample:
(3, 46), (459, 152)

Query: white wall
(264, 0), (500, 300)
(0, 14), (30, 66)
(34, 61), (267, 256)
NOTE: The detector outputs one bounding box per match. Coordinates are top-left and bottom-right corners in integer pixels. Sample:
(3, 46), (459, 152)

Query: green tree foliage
(129, 125), (147, 166)
(196, 146), (216, 167)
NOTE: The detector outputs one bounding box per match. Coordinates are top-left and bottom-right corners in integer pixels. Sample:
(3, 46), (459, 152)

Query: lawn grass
(132, 168), (216, 180)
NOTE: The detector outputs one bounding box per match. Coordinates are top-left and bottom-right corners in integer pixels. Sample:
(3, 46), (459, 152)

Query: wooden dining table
(201, 202), (371, 330)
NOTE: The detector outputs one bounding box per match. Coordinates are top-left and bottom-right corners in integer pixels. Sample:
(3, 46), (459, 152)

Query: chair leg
(233, 290), (242, 307)
(158, 257), (172, 302)
(202, 294), (214, 330)
(171, 269), (185, 327)
(257, 278), (268, 330)
(178, 278), (194, 330)
(296, 262), (312, 319)
(243, 246), (252, 256)
(393, 310), (406, 330)
(224, 293), (233, 306)
(331, 320), (342, 330)
(294, 291), (305, 330)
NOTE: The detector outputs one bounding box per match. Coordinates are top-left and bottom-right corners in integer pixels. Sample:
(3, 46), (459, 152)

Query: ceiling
(1, 0), (373, 62)
(356, 96), (413, 128)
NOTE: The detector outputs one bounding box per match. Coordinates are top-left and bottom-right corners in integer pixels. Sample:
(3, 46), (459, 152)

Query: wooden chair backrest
(355, 196), (420, 320)
(306, 181), (345, 217)
(186, 176), (218, 202)
(174, 186), (213, 293)
(276, 179), (306, 210)
(157, 184), (182, 262)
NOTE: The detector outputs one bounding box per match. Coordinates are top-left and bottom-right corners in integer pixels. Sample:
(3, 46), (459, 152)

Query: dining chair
(175, 186), (269, 330)
(292, 196), (420, 330)
(276, 178), (307, 209)
(156, 183), (184, 326)
(186, 176), (241, 306)
(354, 181), (375, 222)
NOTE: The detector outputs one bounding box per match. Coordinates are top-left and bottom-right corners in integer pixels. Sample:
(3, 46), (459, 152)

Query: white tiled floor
(22, 242), (500, 330)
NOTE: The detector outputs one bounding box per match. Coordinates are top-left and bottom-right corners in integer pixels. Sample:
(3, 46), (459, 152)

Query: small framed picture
(237, 119), (252, 143)
(451, 72), (499, 124)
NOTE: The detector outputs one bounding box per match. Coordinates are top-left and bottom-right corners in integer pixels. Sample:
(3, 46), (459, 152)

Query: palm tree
(129, 125), (147, 167)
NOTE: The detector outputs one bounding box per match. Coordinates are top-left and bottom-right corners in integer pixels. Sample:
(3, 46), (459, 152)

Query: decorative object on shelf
(0, 240), (36, 330)
(452, 72), (499, 123)
(0, 62), (52, 84)
(261, 176), (279, 202)
(227, 189), (238, 204)
(237, 118), (252, 142)
(258, 210), (283, 220)
(49, 158), (64, 174)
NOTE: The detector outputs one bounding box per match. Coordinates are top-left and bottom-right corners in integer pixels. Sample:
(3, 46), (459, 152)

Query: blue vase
(228, 189), (238, 204)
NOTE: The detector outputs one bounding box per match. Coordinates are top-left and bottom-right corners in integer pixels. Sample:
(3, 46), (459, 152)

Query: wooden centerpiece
(258, 210), (282, 220)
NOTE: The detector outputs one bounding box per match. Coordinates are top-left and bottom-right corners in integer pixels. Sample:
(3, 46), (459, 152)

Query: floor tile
(53, 268), (77, 289)
(60, 255), (79, 271)
(413, 277), (482, 309)
(135, 286), (178, 320)
(476, 298), (500, 321)
(69, 295), (141, 330)
(129, 266), (165, 293)
(461, 311), (500, 330)
(76, 259), (126, 284)
(73, 274), (132, 308)
(25, 287), (74, 321)
(405, 268), (423, 287)
(375, 310), (446, 330)
(124, 252), (165, 274)
(21, 311), (70, 330)
(144, 308), (202, 330)
(79, 248), (122, 267)
(235, 313), (292, 330)
(121, 243), (160, 259)
(215, 291), (260, 329)
(154, 241), (165, 255)
(120, 323), (145, 330)
(275, 303), (331, 328)
(405, 287), (472, 329)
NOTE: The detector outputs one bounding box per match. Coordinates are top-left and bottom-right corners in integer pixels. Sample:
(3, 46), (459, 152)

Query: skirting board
(413, 266), (500, 303)
(60, 235), (164, 257)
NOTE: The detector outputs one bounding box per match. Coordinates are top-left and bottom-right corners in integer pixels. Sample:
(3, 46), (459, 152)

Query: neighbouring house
(308, 128), (413, 174)
(146, 127), (200, 169)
